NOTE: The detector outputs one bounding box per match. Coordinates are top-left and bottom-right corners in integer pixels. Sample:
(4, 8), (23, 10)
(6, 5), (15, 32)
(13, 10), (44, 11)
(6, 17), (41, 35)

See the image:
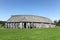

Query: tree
(54, 20), (60, 26)
(57, 20), (60, 26)
(54, 20), (57, 25)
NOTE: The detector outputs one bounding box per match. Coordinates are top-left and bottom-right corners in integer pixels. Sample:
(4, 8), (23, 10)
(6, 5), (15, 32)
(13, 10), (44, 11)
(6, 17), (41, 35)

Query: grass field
(0, 28), (60, 40)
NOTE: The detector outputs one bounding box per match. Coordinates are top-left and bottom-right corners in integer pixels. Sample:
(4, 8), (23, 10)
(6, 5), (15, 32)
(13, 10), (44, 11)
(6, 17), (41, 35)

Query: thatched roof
(7, 15), (54, 23)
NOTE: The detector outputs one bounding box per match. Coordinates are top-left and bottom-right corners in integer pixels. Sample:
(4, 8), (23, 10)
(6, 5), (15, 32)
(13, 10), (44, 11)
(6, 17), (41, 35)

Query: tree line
(0, 21), (6, 28)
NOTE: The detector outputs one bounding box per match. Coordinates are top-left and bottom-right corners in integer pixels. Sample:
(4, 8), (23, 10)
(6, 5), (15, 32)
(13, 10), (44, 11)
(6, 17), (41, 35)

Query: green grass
(0, 28), (60, 40)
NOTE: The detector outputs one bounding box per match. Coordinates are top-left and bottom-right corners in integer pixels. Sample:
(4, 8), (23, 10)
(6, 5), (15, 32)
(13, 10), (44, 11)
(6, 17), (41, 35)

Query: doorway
(24, 22), (26, 28)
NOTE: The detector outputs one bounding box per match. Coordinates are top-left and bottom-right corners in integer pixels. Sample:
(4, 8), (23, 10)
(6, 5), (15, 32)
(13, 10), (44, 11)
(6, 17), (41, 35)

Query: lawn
(0, 28), (60, 40)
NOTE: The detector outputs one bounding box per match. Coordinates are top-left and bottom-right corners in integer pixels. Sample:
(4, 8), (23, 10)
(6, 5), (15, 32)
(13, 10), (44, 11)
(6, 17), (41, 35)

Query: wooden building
(5, 15), (55, 29)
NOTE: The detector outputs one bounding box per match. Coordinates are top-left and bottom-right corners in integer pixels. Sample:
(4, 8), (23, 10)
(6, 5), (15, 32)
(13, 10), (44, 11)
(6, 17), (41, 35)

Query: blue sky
(0, 0), (60, 21)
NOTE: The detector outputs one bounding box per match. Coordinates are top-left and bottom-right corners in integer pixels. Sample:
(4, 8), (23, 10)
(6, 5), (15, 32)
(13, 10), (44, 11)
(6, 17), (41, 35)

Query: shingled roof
(7, 15), (54, 23)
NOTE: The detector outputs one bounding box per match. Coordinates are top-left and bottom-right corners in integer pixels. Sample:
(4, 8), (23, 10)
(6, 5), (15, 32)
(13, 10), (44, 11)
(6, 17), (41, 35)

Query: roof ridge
(12, 15), (51, 20)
